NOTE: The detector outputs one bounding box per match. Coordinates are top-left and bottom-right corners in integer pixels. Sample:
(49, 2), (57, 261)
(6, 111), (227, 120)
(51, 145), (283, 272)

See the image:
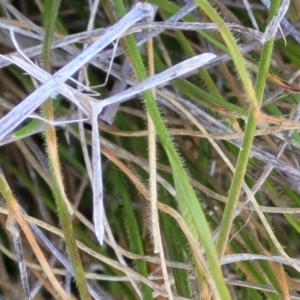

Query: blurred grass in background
(1, 0), (300, 299)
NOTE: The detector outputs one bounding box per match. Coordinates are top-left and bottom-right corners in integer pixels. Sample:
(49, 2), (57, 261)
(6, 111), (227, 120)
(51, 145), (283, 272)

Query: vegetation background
(1, 0), (300, 299)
